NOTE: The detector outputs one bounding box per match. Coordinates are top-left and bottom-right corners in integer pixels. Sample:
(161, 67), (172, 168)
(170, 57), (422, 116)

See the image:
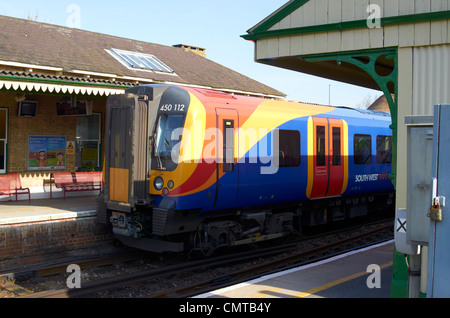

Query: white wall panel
(327, 31), (341, 52)
(412, 45), (450, 116)
(399, 0), (415, 15)
(290, 35), (303, 56)
(302, 0), (317, 26)
(315, 0), (329, 25)
(384, 25), (400, 47)
(431, 0), (448, 11)
(354, 0), (369, 20)
(414, 22), (431, 46)
(414, 0), (430, 14)
(290, 7), (303, 28)
(431, 20), (448, 45)
(384, 0), (399, 17)
(328, 0), (342, 23)
(341, 0), (355, 22)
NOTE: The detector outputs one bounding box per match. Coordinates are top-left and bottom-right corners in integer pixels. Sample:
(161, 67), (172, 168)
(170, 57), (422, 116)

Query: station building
(0, 15), (284, 199)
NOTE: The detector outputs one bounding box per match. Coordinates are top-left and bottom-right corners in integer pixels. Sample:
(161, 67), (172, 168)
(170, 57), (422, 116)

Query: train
(101, 84), (394, 255)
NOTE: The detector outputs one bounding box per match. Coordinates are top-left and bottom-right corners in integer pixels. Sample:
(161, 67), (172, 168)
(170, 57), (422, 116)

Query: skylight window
(108, 48), (174, 74)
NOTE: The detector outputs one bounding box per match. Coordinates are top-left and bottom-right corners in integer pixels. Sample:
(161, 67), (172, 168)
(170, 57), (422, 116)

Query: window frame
(277, 129), (301, 168)
(76, 113), (102, 171)
(223, 119), (235, 173)
(316, 126), (326, 167)
(376, 135), (392, 164)
(0, 108), (7, 174)
(354, 134), (372, 165)
(108, 48), (175, 74)
(332, 126), (342, 166)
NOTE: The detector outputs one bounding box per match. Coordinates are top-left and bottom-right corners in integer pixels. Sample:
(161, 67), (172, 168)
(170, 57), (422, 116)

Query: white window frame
(0, 108), (7, 174)
(76, 113), (102, 171)
(106, 48), (177, 76)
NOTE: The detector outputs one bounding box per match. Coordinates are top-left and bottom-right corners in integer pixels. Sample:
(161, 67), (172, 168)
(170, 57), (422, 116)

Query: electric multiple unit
(102, 84), (394, 254)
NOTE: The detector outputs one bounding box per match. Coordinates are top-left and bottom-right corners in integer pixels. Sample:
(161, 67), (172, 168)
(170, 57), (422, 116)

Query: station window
(76, 113), (102, 171)
(0, 108), (7, 174)
(376, 135), (392, 164)
(278, 129), (300, 167)
(354, 134), (372, 165)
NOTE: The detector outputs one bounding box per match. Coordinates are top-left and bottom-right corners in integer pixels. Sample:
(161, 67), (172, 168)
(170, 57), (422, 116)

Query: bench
(50, 172), (102, 199)
(0, 173), (31, 201)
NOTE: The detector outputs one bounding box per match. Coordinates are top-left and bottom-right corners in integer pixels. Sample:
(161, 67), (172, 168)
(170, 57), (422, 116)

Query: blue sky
(0, 0), (381, 107)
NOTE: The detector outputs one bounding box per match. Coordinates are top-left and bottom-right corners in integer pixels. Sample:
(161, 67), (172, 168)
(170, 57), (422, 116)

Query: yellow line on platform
(291, 261), (393, 298)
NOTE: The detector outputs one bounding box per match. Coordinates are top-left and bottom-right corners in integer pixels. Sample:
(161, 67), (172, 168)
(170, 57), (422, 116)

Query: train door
(215, 108), (239, 206)
(105, 94), (149, 206)
(106, 98), (132, 204)
(307, 117), (348, 199)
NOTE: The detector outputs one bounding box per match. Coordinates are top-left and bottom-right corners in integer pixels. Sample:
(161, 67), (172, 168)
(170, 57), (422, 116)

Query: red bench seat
(0, 173), (30, 201)
(50, 172), (102, 199)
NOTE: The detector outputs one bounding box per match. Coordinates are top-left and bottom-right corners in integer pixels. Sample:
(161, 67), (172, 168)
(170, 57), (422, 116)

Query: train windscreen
(151, 87), (190, 171)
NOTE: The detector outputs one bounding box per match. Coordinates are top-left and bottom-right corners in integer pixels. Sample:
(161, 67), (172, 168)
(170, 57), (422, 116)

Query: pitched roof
(0, 15), (284, 98)
(368, 95), (391, 113)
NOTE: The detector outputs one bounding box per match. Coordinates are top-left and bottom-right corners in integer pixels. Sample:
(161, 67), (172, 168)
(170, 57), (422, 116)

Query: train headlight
(154, 177), (164, 191)
(168, 180), (175, 189)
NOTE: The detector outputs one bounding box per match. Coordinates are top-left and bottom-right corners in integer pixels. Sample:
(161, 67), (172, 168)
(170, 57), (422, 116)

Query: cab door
(307, 117), (347, 199)
(105, 94), (149, 207)
(215, 108), (239, 206)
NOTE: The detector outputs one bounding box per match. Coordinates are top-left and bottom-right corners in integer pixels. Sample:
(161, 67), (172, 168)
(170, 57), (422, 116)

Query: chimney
(173, 44), (206, 58)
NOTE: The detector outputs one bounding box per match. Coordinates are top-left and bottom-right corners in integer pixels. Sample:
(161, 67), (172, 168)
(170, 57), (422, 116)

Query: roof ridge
(0, 14), (177, 52)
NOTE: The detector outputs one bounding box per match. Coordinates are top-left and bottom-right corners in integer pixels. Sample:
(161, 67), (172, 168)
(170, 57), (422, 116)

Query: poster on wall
(28, 136), (66, 170)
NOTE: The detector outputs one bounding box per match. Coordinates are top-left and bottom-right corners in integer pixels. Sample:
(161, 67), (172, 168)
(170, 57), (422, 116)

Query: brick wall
(0, 91), (106, 188)
(0, 218), (115, 271)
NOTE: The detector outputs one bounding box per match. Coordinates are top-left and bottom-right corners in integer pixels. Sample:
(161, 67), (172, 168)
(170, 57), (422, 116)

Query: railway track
(151, 220), (394, 298)
(16, 218), (393, 298)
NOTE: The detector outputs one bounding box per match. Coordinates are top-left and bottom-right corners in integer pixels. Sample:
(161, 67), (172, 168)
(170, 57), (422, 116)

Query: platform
(0, 196), (98, 225)
(0, 195), (114, 272)
(196, 241), (394, 298)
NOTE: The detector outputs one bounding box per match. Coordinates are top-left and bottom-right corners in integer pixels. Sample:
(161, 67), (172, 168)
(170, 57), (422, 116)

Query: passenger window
(223, 120), (235, 172)
(332, 127), (341, 166)
(278, 130), (300, 167)
(316, 126), (326, 167)
(354, 134), (372, 165)
(376, 135), (392, 164)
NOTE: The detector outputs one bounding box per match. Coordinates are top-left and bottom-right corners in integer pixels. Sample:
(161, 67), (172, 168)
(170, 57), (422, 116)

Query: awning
(0, 79), (126, 96)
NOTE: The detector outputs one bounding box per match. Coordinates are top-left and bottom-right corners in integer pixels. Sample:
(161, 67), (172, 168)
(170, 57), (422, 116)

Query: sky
(0, 0), (382, 108)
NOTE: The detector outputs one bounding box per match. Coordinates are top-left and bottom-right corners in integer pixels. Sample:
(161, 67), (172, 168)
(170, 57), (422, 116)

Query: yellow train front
(103, 84), (394, 254)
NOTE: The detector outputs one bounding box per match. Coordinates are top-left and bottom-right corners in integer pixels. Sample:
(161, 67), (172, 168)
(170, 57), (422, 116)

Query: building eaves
(0, 70), (132, 87)
(246, 0), (308, 34)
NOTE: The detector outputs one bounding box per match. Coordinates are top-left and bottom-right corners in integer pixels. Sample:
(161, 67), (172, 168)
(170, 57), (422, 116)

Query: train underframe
(104, 190), (394, 255)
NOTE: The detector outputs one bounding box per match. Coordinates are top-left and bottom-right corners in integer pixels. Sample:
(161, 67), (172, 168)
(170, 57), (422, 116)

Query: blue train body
(104, 85), (394, 253)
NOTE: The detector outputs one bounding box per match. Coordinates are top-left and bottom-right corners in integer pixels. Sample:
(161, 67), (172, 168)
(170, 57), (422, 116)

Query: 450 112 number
(160, 104), (185, 112)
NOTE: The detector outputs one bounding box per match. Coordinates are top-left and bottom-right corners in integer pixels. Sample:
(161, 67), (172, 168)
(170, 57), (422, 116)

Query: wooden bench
(50, 172), (102, 199)
(0, 173), (30, 201)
